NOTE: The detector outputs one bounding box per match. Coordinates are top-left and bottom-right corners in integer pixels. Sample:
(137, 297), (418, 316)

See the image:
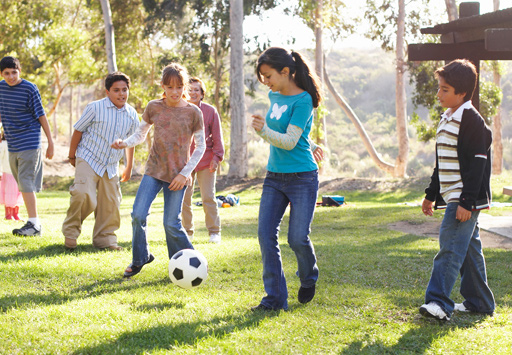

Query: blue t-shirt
(0, 79), (45, 152)
(265, 90), (317, 173)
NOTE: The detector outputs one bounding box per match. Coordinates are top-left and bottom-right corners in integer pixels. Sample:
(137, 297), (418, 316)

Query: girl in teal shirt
(251, 47), (323, 311)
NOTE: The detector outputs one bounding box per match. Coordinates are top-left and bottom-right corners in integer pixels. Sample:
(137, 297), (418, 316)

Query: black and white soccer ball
(168, 249), (208, 289)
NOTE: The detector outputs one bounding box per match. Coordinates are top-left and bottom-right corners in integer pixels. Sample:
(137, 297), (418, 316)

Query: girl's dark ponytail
(256, 47), (322, 108)
(290, 51), (322, 108)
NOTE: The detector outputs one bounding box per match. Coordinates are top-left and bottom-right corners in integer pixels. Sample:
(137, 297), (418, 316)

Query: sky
(244, 0), (512, 51)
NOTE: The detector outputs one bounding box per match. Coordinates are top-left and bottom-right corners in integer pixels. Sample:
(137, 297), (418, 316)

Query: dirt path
(388, 220), (512, 250)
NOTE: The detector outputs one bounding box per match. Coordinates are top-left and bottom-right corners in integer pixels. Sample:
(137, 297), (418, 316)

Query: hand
(209, 160), (218, 173)
(169, 174), (187, 191)
(456, 205), (472, 222)
(69, 157), (76, 167)
(111, 139), (127, 150)
(120, 167), (132, 182)
(422, 199), (434, 216)
(251, 114), (265, 132)
(313, 146), (324, 162)
(46, 142), (54, 159)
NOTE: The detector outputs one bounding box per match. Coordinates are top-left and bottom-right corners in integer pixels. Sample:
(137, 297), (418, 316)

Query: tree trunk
(492, 0), (503, 174)
(394, 0), (409, 177)
(228, 0), (248, 178)
(314, 0), (327, 148)
(323, 66), (394, 174)
(100, 0), (117, 73)
(444, 0), (458, 21)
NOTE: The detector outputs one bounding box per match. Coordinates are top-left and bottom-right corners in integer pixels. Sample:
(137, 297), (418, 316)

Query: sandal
(123, 254), (155, 278)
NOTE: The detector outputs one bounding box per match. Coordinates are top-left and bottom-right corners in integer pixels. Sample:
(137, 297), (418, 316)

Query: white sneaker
(454, 303), (470, 312)
(419, 302), (450, 321)
(209, 233), (221, 243)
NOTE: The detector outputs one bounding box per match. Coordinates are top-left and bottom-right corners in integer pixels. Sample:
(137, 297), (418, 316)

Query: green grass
(1, 174), (512, 354)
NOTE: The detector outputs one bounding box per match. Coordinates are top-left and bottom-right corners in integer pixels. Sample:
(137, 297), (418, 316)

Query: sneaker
(298, 285), (316, 304)
(13, 221), (41, 236)
(251, 304), (276, 312)
(454, 303), (470, 312)
(209, 233), (221, 243)
(419, 302), (450, 321)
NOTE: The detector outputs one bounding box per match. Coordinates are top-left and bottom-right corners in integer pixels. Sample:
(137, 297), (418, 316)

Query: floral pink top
(143, 99), (203, 183)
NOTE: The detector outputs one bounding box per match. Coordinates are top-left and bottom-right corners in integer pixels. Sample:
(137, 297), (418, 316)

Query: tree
(394, 0), (408, 177)
(492, 0), (504, 174)
(445, 0), (458, 21)
(228, 0), (248, 178)
(365, 0), (435, 177)
(100, 0), (118, 73)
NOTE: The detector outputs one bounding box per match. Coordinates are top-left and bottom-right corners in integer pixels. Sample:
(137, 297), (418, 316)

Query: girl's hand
(251, 114), (265, 132)
(313, 146), (324, 162)
(169, 174), (187, 191)
(111, 139), (127, 150)
(209, 160), (218, 173)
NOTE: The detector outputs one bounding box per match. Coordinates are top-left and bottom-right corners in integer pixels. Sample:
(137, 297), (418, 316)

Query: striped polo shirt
(0, 79), (46, 152)
(75, 97), (139, 178)
(436, 100), (474, 206)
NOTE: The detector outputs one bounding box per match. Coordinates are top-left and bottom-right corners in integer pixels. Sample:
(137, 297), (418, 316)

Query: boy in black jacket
(419, 59), (495, 321)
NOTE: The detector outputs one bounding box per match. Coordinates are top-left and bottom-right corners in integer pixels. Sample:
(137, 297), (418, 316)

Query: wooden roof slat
(421, 7), (512, 34)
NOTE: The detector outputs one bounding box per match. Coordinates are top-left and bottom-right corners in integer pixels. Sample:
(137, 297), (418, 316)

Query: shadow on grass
(0, 241), (135, 263)
(72, 311), (277, 354)
(341, 316), (489, 354)
(0, 277), (173, 312)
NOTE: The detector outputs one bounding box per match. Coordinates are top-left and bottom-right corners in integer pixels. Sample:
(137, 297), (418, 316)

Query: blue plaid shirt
(75, 97), (139, 178)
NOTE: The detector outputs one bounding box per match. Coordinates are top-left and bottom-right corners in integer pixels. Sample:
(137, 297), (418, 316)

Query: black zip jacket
(425, 106), (492, 211)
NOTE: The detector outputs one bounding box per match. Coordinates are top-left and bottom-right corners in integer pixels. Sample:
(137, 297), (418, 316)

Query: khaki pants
(182, 169), (221, 237)
(62, 158), (121, 248)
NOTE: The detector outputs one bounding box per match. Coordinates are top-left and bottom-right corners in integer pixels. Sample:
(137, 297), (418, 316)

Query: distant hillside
(245, 47), (512, 178)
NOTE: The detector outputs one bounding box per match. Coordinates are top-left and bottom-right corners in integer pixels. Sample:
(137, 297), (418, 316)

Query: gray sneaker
(13, 221), (41, 236)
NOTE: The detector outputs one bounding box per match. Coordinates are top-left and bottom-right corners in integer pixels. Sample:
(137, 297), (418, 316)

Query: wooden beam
(421, 7), (512, 35)
(486, 29), (512, 51)
(408, 42), (512, 61)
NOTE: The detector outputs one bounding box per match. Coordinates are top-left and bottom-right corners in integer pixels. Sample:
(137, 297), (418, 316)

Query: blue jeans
(131, 175), (193, 266)
(425, 203), (495, 316)
(258, 170), (319, 310)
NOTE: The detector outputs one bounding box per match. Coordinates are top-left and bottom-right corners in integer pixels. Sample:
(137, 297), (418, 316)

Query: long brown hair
(256, 47), (322, 108)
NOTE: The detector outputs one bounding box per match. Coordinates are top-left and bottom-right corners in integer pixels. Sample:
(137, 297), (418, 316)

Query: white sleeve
(123, 120), (152, 148)
(179, 129), (206, 178)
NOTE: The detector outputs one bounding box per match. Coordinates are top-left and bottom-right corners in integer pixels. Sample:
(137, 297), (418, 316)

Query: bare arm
(38, 115), (54, 159)
(68, 130), (83, 167)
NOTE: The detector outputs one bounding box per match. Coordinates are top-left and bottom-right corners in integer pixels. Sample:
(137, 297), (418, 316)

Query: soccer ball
(168, 249), (208, 289)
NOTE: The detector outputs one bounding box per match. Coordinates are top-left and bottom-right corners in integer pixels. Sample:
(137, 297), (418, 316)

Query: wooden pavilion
(408, 2), (512, 110)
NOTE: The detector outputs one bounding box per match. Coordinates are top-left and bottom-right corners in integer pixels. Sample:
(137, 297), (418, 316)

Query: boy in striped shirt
(62, 72), (139, 250)
(0, 56), (54, 236)
(419, 59), (495, 321)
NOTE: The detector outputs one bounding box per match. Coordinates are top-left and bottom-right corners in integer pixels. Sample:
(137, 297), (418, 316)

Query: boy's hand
(120, 167), (132, 182)
(111, 139), (127, 150)
(209, 160), (218, 173)
(46, 142), (54, 159)
(169, 174), (187, 191)
(456, 205), (472, 222)
(313, 146), (324, 162)
(251, 114), (265, 132)
(422, 199), (434, 216)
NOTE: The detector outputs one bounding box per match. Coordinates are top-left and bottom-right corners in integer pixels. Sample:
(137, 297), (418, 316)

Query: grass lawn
(1, 174), (512, 354)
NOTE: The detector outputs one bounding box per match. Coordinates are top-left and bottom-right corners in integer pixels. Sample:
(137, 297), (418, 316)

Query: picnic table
(504, 187), (512, 197)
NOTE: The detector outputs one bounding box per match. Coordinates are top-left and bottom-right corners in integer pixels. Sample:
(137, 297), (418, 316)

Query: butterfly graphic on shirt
(270, 103), (288, 120)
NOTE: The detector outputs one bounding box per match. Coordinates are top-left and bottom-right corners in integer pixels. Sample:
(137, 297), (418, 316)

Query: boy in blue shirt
(62, 72), (139, 250)
(0, 56), (54, 236)
(419, 59), (495, 321)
